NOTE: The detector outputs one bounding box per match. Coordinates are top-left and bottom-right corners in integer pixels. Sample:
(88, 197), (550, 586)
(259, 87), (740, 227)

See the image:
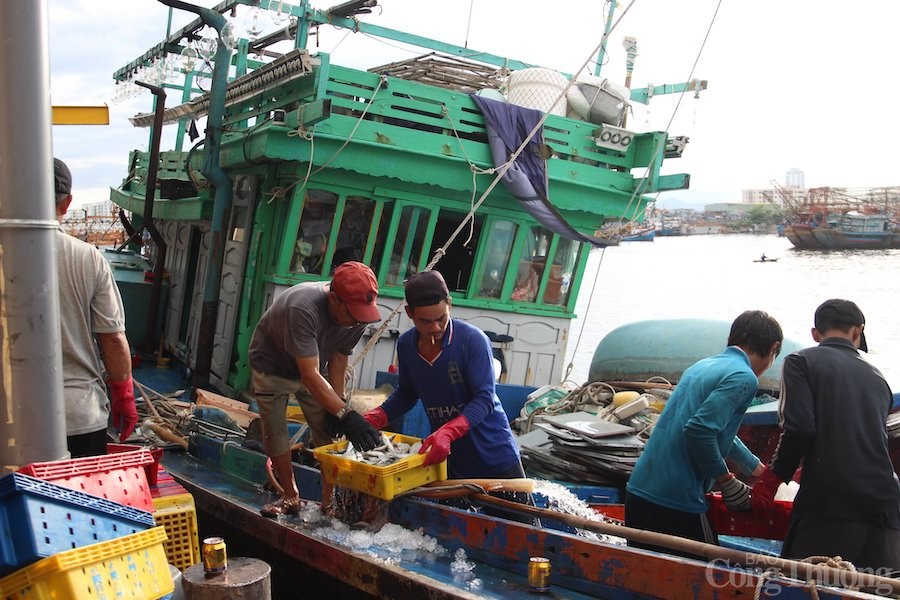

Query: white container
(506, 68), (569, 116)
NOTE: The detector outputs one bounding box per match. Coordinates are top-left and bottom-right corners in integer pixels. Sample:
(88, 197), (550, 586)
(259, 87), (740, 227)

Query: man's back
(56, 231), (126, 435)
(782, 338), (900, 527)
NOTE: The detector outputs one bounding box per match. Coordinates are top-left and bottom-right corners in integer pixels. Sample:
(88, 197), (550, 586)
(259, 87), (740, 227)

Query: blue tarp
(471, 94), (610, 247)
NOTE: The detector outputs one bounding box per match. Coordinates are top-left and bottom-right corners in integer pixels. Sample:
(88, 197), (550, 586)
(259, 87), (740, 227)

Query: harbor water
(565, 233), (900, 392)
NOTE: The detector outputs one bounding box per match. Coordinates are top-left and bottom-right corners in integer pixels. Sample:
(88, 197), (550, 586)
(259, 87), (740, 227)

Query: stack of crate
(0, 466), (172, 599)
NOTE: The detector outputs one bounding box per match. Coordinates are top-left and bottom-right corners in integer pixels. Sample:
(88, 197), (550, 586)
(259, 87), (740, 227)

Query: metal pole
(133, 81), (168, 355)
(0, 0), (68, 466)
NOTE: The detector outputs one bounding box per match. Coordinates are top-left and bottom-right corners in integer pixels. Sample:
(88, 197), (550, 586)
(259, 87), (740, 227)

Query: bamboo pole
(468, 493), (900, 595)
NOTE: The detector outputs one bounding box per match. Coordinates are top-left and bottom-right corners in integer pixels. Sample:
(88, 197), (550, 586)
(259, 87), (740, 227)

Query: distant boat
(810, 213), (897, 249)
(754, 256), (778, 263)
(622, 225), (655, 242)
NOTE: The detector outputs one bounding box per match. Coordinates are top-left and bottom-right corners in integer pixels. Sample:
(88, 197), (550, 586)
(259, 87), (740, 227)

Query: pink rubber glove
(109, 377), (138, 442)
(363, 406), (389, 430)
(420, 414), (470, 466)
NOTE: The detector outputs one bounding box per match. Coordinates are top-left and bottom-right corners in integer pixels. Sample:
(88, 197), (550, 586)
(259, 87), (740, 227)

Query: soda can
(202, 536), (227, 574)
(528, 556), (551, 592)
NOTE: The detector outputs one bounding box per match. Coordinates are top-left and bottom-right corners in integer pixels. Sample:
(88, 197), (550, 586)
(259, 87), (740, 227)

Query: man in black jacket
(753, 299), (900, 575)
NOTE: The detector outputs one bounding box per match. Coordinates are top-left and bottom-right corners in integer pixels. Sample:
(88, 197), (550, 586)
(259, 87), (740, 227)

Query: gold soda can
(202, 536), (227, 574)
(528, 556), (551, 592)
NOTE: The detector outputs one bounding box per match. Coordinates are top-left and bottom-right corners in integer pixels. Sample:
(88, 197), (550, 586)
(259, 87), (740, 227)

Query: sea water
(565, 233), (900, 392)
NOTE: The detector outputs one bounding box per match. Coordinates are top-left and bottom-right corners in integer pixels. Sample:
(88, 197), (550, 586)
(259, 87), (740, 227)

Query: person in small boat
(249, 261), (383, 517)
(624, 310), (783, 558)
(53, 158), (137, 457)
(362, 270), (531, 511)
(752, 299), (900, 574)
(760, 253), (767, 262)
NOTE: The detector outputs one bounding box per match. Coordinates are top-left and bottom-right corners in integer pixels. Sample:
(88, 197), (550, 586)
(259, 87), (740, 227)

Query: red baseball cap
(332, 261), (381, 323)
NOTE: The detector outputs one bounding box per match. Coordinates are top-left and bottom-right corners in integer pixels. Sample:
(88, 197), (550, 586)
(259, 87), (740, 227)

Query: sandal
(260, 495), (304, 518)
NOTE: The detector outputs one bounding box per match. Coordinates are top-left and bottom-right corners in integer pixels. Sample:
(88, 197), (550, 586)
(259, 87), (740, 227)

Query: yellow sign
(52, 105), (109, 125)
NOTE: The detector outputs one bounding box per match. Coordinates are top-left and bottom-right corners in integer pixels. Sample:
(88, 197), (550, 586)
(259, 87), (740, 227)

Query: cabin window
(427, 210), (484, 293)
(543, 237), (579, 305)
(386, 205), (430, 286)
(369, 202), (395, 278)
(512, 226), (552, 303)
(332, 195), (376, 269)
(291, 189), (337, 275)
(477, 220), (518, 299)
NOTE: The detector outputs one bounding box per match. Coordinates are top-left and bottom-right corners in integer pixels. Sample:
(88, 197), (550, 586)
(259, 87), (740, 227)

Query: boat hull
(166, 435), (874, 599)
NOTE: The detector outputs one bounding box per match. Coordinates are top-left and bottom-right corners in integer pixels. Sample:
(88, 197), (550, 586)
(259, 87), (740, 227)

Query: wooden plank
(196, 389), (257, 428)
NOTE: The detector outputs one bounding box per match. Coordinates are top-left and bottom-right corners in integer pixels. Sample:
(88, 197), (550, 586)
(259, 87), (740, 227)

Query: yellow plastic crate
(152, 493), (200, 572)
(0, 526), (172, 600)
(314, 432), (447, 500)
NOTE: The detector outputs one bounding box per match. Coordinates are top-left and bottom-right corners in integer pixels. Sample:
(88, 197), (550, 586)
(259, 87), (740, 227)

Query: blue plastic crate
(0, 472), (155, 575)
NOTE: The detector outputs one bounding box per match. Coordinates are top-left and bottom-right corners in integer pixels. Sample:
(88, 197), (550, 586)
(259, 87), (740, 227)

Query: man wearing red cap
(753, 299), (900, 574)
(249, 261), (383, 517)
(53, 158), (137, 457)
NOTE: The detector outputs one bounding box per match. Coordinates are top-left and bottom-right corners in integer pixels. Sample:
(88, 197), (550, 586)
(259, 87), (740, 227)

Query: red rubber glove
(751, 466), (783, 513)
(420, 414), (470, 466)
(363, 406), (389, 430)
(109, 377), (138, 442)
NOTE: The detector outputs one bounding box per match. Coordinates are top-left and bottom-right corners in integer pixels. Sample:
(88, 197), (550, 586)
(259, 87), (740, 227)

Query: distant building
(64, 199), (118, 220)
(785, 168), (804, 189)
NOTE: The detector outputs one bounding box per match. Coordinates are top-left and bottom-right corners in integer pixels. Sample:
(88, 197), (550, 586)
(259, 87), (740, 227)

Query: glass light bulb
(180, 46), (198, 73)
(242, 6), (264, 39)
(197, 36), (216, 60)
(220, 22), (237, 50)
(271, 1), (290, 25)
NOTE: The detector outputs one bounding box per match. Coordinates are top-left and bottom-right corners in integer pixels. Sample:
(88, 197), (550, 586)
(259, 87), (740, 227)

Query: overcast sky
(47, 0), (900, 209)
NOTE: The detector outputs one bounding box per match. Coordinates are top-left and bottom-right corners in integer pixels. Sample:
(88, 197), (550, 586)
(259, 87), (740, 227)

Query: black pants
(624, 491), (717, 561)
(783, 517), (900, 576)
(67, 428), (108, 458)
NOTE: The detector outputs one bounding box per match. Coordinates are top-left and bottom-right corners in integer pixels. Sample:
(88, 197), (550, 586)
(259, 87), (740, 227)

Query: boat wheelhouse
(109, 0), (695, 396)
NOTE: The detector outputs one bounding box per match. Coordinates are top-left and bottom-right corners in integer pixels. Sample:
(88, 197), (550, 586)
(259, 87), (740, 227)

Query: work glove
(341, 410), (382, 451)
(109, 377), (138, 442)
(751, 466), (783, 513)
(363, 406), (389, 430)
(718, 473), (751, 512)
(420, 414), (470, 466)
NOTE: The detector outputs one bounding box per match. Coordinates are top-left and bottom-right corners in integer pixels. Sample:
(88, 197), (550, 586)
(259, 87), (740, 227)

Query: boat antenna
(464, 0), (475, 49)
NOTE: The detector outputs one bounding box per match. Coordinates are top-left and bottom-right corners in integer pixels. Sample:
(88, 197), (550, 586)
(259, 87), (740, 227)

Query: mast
(593, 1), (617, 77)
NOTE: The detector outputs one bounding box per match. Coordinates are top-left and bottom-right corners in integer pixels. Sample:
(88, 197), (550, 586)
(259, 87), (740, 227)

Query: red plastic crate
(706, 493), (793, 540)
(18, 450), (155, 512)
(591, 497), (793, 540)
(150, 469), (188, 499)
(106, 444), (163, 486)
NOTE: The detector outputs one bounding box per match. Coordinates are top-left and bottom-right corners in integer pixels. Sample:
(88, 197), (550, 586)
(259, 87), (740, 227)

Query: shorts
(251, 369), (331, 456)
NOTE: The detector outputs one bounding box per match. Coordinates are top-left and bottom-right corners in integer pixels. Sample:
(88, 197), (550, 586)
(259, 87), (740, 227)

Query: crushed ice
(532, 479), (626, 545)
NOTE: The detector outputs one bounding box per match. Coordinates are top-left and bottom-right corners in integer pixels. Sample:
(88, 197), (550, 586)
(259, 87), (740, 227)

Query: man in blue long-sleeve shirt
(363, 270), (526, 500)
(625, 310), (783, 557)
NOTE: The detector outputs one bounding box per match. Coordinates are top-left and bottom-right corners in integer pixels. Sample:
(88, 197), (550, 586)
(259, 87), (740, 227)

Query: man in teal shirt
(625, 310), (783, 557)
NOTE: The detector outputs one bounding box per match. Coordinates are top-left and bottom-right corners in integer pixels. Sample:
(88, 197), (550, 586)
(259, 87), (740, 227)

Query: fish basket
(151, 493), (200, 572)
(314, 433), (447, 500)
(0, 526), (173, 600)
(18, 449), (155, 512)
(0, 473), (155, 575)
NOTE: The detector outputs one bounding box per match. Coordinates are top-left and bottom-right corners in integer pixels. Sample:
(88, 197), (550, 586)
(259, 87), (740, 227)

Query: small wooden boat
(753, 257), (778, 262)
